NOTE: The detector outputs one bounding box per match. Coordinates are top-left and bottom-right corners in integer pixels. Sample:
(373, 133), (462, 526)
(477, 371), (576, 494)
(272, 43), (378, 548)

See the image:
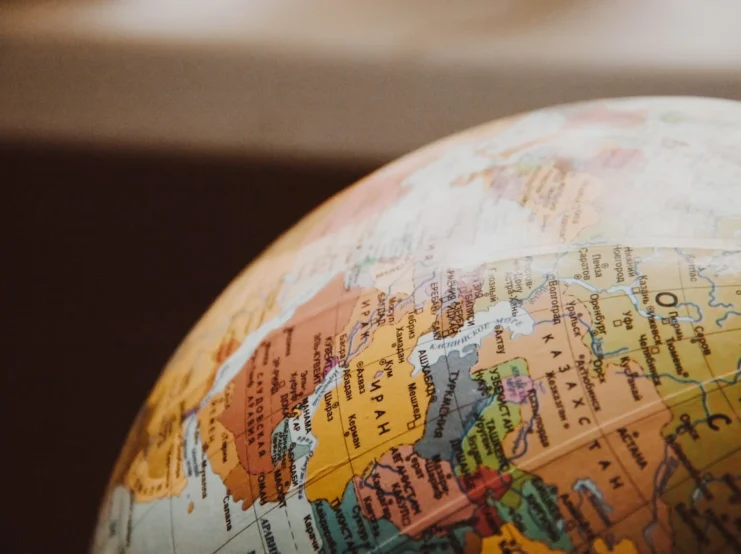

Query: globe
(93, 97), (741, 554)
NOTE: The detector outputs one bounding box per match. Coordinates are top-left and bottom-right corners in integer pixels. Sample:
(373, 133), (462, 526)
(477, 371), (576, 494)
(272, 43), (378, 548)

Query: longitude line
(676, 253), (741, 423)
(329, 289), (381, 551)
(241, 351), (267, 554)
(554, 264), (675, 550)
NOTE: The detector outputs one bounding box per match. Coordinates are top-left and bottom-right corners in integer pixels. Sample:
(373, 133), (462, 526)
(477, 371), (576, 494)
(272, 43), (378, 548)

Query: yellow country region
(642, 323), (717, 409)
(480, 524), (639, 554)
(683, 286), (741, 335)
(480, 523), (566, 554)
(303, 384), (358, 492)
(124, 394), (187, 502)
(633, 247), (684, 292)
(719, 374), (741, 429)
(675, 248), (741, 332)
(122, 359), (209, 501)
(694, 324), (740, 391)
(121, 336), (239, 501)
(568, 277), (722, 410)
(660, 389), (740, 530)
(197, 385), (241, 478)
(661, 446), (741, 551)
(592, 538), (639, 554)
(305, 306), (434, 504)
(334, 286), (416, 367)
(124, 430), (186, 502)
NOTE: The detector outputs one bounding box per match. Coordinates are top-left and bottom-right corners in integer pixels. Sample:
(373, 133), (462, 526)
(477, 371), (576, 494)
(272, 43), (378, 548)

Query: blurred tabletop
(2, 0), (741, 162)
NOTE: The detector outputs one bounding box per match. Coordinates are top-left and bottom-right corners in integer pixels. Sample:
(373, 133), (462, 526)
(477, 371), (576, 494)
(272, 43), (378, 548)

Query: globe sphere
(94, 97), (741, 554)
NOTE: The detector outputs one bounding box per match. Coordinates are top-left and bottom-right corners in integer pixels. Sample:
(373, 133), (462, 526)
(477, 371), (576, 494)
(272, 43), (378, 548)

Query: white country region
(400, 106), (566, 192)
(213, 524), (263, 554)
(369, 148), (497, 268)
(94, 453), (206, 553)
(443, 190), (544, 269)
(410, 299), (535, 376)
(284, 187), (432, 288)
(91, 418), (258, 554)
(125, 496), (175, 554)
(252, 473), (321, 554)
(390, 132), (610, 270)
(605, 127), (741, 241)
(170, 416), (258, 553)
(283, 111), (568, 293)
(410, 97), (741, 249)
(379, 168), (538, 271)
(282, 132), (541, 280)
(403, 143), (498, 191)
(91, 485), (139, 554)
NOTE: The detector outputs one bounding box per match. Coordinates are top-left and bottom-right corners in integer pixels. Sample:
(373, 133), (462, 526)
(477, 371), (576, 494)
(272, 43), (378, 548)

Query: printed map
(93, 97), (741, 553)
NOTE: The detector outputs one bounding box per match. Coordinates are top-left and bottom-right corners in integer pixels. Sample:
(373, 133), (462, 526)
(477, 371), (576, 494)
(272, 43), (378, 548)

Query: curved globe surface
(94, 97), (741, 554)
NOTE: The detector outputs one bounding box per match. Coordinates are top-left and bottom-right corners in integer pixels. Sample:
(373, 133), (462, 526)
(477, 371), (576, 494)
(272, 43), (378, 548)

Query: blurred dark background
(3, 142), (374, 553)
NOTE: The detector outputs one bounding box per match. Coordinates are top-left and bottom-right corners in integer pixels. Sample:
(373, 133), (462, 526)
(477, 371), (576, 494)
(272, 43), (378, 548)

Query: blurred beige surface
(2, 0), (741, 161)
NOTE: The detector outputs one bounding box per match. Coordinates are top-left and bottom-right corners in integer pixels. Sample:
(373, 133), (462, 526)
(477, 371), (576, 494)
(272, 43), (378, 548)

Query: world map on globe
(94, 97), (741, 554)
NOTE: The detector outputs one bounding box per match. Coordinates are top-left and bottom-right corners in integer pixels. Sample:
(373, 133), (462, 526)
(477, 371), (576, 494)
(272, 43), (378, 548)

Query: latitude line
(333, 293), (360, 479)
(242, 343), (267, 554)
(129, 497), (158, 533)
(212, 519), (259, 553)
(329, 287), (381, 552)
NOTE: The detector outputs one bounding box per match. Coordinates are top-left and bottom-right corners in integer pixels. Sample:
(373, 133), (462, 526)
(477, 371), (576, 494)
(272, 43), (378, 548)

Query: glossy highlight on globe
(93, 97), (741, 553)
